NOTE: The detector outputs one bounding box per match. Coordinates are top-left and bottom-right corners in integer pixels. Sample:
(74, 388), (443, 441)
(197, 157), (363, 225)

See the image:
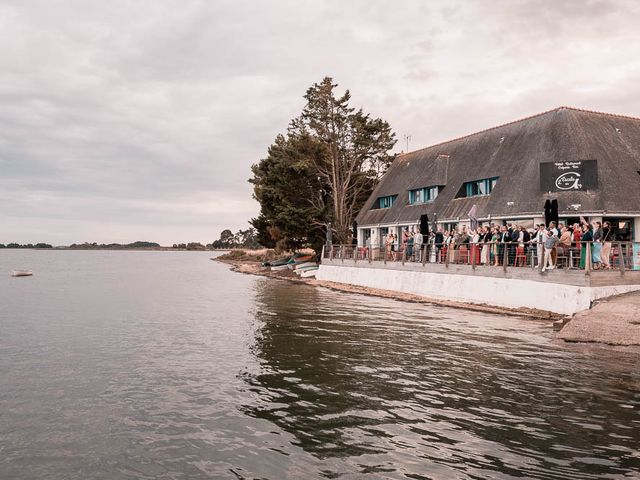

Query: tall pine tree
(250, 77), (396, 251)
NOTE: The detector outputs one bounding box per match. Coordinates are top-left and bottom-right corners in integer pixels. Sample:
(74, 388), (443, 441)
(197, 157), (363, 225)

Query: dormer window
(456, 177), (499, 198)
(373, 195), (397, 209)
(409, 186), (439, 204)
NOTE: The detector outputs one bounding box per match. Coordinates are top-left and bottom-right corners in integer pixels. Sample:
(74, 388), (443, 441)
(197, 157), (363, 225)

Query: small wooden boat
(294, 264), (318, 275)
(263, 257), (291, 267)
(288, 255), (314, 265)
(293, 262), (316, 270)
(300, 267), (318, 278)
(270, 264), (290, 271)
(11, 270), (33, 277)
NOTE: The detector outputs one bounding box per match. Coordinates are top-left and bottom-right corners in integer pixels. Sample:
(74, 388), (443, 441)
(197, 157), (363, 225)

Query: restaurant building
(356, 107), (640, 245)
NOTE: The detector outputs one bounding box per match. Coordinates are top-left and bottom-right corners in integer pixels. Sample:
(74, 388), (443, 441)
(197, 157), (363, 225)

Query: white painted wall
(316, 264), (640, 316)
(634, 217), (640, 242)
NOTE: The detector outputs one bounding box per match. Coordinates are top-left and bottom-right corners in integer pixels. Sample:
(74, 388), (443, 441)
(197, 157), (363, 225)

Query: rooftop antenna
(403, 134), (412, 152)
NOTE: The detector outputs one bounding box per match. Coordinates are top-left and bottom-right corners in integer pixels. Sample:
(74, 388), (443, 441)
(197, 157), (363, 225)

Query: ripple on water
(0, 251), (639, 479)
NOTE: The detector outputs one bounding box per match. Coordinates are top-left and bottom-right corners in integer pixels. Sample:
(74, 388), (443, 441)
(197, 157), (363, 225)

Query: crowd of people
(364, 218), (615, 270)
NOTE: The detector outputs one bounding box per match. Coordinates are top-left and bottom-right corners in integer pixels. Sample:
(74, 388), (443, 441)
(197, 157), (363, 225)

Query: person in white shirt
(370, 232), (380, 260)
(534, 224), (546, 268)
(413, 229), (423, 262)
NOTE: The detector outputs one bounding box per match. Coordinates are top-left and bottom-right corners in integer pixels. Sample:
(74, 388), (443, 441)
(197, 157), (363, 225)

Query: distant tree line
(208, 228), (261, 249)
(249, 76), (396, 252)
(69, 241), (161, 249)
(0, 243), (53, 249)
(171, 242), (207, 250)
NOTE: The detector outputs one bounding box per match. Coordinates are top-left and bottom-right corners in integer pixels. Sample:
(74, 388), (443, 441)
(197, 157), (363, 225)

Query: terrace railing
(321, 241), (640, 274)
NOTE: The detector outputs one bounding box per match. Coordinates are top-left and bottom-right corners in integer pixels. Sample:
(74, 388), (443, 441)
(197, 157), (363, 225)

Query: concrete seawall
(316, 261), (640, 316)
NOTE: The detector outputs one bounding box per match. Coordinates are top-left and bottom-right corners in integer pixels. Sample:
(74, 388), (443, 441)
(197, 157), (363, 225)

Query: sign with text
(540, 160), (598, 192)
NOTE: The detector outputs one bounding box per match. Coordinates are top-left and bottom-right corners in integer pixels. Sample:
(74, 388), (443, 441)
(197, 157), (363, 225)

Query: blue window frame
(373, 195), (397, 209)
(409, 186), (439, 204)
(458, 177), (499, 198)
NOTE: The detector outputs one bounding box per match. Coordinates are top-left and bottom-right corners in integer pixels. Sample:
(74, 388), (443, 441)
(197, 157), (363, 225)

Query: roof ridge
(400, 106), (640, 158)
(561, 106), (640, 122)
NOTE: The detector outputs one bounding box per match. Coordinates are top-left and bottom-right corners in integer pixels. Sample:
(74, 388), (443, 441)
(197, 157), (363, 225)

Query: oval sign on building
(540, 160), (598, 192)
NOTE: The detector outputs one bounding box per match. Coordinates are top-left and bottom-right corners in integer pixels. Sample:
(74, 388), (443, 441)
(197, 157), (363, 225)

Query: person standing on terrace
(370, 232), (380, 261)
(601, 221), (612, 269)
(542, 230), (560, 272)
(534, 224), (546, 269)
(434, 227), (444, 262)
(579, 222), (593, 269)
(558, 225), (572, 256)
(385, 231), (394, 260)
(573, 223), (582, 248)
(592, 221), (603, 269)
(491, 227), (500, 266)
(413, 228), (423, 262)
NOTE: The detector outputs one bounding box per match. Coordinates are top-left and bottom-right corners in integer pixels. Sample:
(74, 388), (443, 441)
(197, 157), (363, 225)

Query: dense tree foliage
(172, 242), (206, 250)
(0, 243), (52, 249)
(250, 132), (328, 251)
(69, 241), (160, 249)
(209, 227), (261, 249)
(250, 77), (396, 251)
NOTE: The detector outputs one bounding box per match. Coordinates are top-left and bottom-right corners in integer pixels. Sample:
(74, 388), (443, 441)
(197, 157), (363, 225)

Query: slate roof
(356, 107), (640, 226)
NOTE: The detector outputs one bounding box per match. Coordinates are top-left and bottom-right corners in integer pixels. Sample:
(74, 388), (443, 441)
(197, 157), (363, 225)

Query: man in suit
(509, 225), (519, 265)
(498, 225), (509, 264)
(434, 227), (444, 263)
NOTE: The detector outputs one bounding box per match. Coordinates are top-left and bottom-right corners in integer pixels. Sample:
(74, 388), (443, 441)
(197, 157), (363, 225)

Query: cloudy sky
(2, 0), (639, 245)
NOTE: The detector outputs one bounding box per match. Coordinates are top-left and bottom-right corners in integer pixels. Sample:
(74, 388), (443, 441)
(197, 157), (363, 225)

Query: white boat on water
(11, 270), (33, 277)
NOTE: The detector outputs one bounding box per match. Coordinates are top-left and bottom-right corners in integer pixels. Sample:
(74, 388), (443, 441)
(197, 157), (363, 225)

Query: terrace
(321, 241), (640, 288)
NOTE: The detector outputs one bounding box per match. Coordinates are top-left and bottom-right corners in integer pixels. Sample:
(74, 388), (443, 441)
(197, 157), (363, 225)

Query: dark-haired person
(542, 230), (560, 272)
(592, 221), (603, 269)
(579, 223), (593, 269)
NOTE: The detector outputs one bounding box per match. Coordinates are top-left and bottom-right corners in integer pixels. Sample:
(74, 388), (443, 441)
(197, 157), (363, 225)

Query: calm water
(1, 250), (639, 479)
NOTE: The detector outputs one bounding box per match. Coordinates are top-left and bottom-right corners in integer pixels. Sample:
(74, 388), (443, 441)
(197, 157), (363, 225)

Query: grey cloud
(1, 0), (640, 244)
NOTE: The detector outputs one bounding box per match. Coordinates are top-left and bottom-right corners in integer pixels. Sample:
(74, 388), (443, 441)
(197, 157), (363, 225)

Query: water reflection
(244, 280), (640, 479)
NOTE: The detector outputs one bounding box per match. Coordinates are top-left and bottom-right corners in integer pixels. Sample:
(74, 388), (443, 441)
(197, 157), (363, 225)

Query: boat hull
(11, 270), (33, 277)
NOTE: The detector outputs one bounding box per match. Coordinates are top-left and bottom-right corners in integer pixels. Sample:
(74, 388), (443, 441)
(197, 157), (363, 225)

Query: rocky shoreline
(557, 290), (640, 346)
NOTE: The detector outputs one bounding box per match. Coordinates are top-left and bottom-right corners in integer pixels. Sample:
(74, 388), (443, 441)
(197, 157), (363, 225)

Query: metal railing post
(422, 244), (427, 266)
(585, 242), (591, 275)
(330, 246), (334, 261)
(471, 244), (476, 270)
(503, 244), (508, 273)
(619, 242), (625, 275)
(531, 248), (535, 269)
(445, 246), (450, 268)
(402, 247), (406, 265)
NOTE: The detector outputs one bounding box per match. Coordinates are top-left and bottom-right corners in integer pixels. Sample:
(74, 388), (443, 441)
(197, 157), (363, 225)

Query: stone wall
(316, 263), (640, 316)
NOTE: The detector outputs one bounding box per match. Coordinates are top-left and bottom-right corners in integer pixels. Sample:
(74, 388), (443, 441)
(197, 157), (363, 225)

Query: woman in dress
(579, 223), (593, 269)
(592, 221), (603, 269)
(491, 227), (500, 266)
